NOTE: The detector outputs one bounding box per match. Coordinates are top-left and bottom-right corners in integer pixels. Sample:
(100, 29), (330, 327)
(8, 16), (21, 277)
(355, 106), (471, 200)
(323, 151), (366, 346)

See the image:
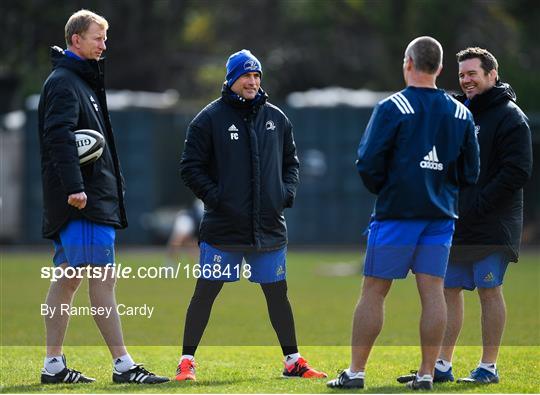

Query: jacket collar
(221, 83), (268, 113)
(50, 46), (105, 90)
(455, 82), (516, 113)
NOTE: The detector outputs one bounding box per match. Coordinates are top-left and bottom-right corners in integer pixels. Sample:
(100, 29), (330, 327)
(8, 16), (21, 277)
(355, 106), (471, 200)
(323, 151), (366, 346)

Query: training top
(356, 86), (480, 220)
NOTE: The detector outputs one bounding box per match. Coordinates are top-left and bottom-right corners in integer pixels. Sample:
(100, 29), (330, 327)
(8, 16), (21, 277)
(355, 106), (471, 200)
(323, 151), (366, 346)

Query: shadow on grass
(169, 378), (250, 387)
(2, 378), (250, 393)
(324, 383), (489, 393)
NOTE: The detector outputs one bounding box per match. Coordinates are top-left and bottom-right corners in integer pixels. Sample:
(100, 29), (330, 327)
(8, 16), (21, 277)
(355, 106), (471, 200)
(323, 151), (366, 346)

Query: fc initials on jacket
(228, 124), (239, 140)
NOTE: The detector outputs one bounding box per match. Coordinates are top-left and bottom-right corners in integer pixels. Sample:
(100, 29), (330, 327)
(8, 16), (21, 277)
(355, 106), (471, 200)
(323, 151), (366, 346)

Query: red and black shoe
(175, 358), (196, 381)
(282, 357), (327, 378)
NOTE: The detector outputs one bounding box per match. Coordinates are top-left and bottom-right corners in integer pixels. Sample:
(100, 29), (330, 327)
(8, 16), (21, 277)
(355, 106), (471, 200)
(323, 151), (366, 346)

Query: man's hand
(67, 192), (87, 210)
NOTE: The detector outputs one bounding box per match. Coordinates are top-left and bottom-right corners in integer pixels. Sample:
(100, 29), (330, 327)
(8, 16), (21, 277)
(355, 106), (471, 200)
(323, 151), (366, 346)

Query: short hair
(65, 9), (108, 46)
(405, 36), (443, 74)
(456, 47), (498, 75)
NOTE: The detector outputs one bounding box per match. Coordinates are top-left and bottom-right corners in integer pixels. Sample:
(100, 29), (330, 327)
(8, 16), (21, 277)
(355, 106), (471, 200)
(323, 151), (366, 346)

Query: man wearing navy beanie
(176, 50), (327, 381)
(225, 49), (262, 88)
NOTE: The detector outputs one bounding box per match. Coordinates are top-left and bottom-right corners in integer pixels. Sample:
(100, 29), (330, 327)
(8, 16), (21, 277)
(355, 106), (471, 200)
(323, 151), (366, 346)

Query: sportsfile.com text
(40, 263), (185, 282)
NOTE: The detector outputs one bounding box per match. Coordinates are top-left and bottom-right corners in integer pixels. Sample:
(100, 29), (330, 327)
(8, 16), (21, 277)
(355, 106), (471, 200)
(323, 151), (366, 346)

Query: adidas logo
(420, 146), (443, 171)
(276, 265), (285, 276)
(484, 272), (494, 282)
(228, 124), (239, 132)
(49, 358), (59, 363)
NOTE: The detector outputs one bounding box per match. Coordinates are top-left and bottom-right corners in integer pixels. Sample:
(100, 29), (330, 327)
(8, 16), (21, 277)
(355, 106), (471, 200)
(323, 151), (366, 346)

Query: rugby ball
(74, 129), (105, 165)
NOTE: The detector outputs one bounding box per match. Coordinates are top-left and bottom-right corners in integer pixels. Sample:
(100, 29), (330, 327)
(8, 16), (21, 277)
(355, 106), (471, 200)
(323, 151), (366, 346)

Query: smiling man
(439, 48), (532, 384)
(176, 49), (326, 381)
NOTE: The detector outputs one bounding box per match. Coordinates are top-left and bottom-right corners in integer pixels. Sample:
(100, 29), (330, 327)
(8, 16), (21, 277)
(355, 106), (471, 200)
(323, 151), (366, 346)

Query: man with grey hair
(405, 36), (443, 74)
(327, 36), (479, 390)
(38, 9), (168, 385)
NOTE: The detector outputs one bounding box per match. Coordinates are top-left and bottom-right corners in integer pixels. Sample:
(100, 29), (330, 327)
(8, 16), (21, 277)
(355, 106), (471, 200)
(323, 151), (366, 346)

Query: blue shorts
(444, 253), (509, 290)
(363, 219), (455, 279)
(52, 219), (116, 267)
(199, 242), (286, 283)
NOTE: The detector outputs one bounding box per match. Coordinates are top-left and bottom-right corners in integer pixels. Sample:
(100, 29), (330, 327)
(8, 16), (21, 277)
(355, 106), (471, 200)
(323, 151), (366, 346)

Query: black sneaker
(406, 376), (433, 390)
(112, 363), (169, 384)
(327, 370), (364, 389)
(398, 367), (454, 383)
(41, 355), (95, 384)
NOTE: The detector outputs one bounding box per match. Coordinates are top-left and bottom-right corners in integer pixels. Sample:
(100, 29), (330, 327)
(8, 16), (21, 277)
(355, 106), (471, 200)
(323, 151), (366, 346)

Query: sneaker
(397, 367), (454, 383)
(327, 370), (364, 389)
(406, 376), (433, 390)
(457, 367), (499, 384)
(175, 358), (196, 381)
(112, 364), (169, 384)
(41, 355), (95, 384)
(282, 357), (327, 378)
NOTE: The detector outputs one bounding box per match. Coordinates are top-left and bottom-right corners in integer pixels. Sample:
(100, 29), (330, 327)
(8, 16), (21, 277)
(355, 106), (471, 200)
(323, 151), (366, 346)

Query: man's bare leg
(439, 287), (464, 362)
(478, 286), (506, 363)
(350, 276), (392, 372)
(416, 273), (447, 376)
(45, 263), (82, 356)
(88, 267), (127, 359)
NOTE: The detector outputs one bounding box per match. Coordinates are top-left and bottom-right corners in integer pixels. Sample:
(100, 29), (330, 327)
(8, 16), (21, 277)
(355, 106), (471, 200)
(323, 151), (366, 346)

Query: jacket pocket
(203, 186), (221, 211)
(282, 183), (294, 208)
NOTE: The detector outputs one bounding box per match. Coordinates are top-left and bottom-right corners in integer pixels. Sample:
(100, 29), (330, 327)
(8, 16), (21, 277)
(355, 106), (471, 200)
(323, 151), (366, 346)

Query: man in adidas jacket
(433, 47), (533, 384)
(328, 36), (480, 391)
(177, 49), (326, 381)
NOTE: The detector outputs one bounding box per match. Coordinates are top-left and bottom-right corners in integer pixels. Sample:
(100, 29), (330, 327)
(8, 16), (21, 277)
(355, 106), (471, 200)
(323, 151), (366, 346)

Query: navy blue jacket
(38, 47), (127, 239)
(180, 86), (299, 251)
(356, 86), (480, 219)
(450, 83), (533, 263)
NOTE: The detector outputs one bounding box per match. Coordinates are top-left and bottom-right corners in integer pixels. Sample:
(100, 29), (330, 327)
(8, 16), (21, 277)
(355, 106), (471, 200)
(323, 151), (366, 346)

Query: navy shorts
(363, 219), (455, 279)
(199, 242), (286, 283)
(52, 219), (116, 267)
(445, 253), (509, 290)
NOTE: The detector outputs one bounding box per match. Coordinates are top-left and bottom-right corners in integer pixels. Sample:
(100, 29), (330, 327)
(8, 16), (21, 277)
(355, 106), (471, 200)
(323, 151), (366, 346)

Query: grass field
(1, 249), (539, 393)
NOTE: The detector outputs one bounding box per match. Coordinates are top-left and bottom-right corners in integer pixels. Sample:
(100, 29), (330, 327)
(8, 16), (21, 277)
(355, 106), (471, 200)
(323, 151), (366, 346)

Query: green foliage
(1, 0), (538, 110)
(182, 11), (214, 46)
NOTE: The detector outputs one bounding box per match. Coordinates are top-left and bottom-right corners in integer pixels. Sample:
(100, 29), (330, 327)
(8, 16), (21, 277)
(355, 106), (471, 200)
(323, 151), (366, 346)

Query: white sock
(113, 353), (135, 373)
(180, 354), (195, 363)
(285, 353), (300, 366)
(435, 358), (452, 372)
(416, 374), (433, 382)
(479, 361), (497, 374)
(345, 368), (365, 378)
(44, 355), (65, 374)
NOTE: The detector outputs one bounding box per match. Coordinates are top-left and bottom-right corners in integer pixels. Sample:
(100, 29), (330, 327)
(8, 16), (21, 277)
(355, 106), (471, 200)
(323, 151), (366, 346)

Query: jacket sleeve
(42, 83), (84, 195)
(355, 103), (396, 194)
(180, 115), (220, 209)
(282, 118), (300, 208)
(458, 118), (480, 186)
(475, 117), (533, 216)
